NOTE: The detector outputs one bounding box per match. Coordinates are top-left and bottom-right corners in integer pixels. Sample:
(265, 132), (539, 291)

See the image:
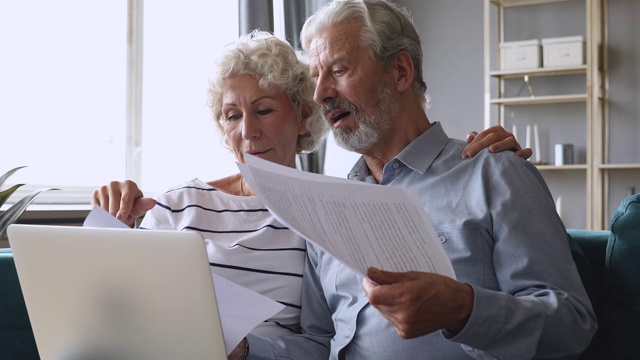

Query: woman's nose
(242, 113), (261, 140)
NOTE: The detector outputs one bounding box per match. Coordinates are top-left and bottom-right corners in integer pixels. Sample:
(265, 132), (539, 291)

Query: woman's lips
(247, 149), (270, 156)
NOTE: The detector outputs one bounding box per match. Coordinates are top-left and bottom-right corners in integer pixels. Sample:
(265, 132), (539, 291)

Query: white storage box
(499, 39), (541, 70)
(542, 36), (585, 67)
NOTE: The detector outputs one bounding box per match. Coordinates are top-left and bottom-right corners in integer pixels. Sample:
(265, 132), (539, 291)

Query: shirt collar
(347, 121), (449, 182)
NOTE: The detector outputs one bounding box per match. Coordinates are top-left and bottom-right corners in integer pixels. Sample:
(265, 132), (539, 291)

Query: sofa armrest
(567, 229), (609, 360)
(0, 248), (39, 359)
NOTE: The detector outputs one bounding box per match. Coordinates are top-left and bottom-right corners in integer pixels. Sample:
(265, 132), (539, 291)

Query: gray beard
(330, 83), (397, 153)
(333, 117), (380, 152)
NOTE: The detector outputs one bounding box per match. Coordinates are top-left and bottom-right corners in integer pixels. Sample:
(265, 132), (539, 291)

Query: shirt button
(439, 236), (446, 243)
(392, 162), (399, 169)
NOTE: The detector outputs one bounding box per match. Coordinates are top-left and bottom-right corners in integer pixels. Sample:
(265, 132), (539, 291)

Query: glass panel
(141, 0), (239, 193)
(0, 0), (127, 188)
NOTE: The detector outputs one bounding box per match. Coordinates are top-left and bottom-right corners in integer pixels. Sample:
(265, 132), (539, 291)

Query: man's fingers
(367, 267), (409, 285)
(362, 277), (377, 296)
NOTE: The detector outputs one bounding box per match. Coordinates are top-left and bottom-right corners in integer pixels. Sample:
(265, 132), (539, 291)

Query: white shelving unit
(597, 0), (640, 229)
(486, 0), (640, 230)
(484, 0), (605, 229)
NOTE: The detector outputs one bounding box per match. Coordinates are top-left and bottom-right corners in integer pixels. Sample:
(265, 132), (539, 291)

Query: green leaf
(0, 166), (27, 189)
(0, 183), (25, 208)
(0, 188), (58, 239)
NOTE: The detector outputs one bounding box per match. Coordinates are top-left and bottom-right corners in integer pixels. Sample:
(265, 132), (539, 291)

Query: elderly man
(239, 1), (596, 359)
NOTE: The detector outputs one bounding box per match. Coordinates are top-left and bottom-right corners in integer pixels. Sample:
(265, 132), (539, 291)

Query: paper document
(238, 154), (455, 279)
(83, 205), (131, 229)
(209, 272), (284, 353)
(83, 206), (285, 354)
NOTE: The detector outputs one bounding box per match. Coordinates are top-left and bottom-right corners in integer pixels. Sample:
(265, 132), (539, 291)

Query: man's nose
(313, 73), (337, 105)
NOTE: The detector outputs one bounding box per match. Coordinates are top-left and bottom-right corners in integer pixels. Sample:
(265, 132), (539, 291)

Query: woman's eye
(333, 68), (345, 76)
(257, 109), (274, 116)
(225, 114), (241, 121)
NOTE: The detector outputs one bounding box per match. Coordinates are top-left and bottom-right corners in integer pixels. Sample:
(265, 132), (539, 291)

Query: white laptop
(8, 224), (228, 360)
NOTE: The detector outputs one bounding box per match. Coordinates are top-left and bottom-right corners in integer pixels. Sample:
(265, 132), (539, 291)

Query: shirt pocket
(437, 229), (498, 289)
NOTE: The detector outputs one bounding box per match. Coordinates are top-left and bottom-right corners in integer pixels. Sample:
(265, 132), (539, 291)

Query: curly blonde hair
(208, 31), (328, 153)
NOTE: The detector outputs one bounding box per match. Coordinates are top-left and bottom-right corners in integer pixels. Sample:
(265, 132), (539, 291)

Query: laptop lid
(8, 224), (228, 360)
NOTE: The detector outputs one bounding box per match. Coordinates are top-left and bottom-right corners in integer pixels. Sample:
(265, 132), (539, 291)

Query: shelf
(490, 0), (574, 7)
(490, 94), (587, 105)
(485, 0), (609, 229)
(598, 164), (640, 170)
(490, 65), (587, 79)
(536, 164), (588, 171)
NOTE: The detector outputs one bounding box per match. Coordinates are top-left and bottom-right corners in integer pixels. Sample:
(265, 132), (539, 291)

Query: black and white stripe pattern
(140, 179), (305, 336)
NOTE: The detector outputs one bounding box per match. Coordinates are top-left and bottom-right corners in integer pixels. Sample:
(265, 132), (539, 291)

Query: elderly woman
(92, 31), (527, 357)
(95, 31), (327, 340)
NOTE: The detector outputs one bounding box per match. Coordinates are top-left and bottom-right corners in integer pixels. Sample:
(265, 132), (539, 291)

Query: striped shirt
(140, 178), (306, 337)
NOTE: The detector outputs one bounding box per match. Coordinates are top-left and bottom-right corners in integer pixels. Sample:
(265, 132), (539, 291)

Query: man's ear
(392, 50), (415, 93)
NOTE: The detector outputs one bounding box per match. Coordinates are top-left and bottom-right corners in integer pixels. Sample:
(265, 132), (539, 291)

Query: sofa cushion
(605, 193), (640, 358)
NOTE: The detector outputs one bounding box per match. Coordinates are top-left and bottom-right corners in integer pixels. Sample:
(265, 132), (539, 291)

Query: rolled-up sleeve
(443, 155), (597, 359)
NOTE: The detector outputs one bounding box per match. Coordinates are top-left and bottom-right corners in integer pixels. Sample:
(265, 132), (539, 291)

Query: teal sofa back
(605, 193), (640, 358)
(568, 192), (640, 359)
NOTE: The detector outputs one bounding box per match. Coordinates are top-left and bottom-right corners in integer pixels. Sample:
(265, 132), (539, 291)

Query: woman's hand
(90, 180), (156, 227)
(462, 125), (533, 160)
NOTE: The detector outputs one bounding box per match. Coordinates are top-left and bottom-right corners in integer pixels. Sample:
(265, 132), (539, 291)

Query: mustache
(321, 98), (359, 117)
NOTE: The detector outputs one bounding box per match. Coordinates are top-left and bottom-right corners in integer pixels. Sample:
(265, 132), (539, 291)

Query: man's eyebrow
(310, 56), (348, 75)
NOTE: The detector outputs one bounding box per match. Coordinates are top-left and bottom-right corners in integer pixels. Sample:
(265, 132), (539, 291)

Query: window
(1, 0), (239, 204)
(140, 0), (239, 192)
(2, 0), (360, 209)
(1, 0), (128, 202)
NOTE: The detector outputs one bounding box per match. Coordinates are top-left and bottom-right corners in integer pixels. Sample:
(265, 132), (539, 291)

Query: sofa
(569, 192), (640, 359)
(1, 193), (639, 359)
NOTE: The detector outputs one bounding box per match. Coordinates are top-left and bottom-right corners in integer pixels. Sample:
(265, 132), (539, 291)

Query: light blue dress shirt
(247, 122), (597, 360)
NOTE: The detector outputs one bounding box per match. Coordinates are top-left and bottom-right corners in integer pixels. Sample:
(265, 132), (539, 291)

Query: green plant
(0, 166), (58, 239)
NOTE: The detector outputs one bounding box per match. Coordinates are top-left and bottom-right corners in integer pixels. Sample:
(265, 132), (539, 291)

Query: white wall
(395, 0), (485, 140)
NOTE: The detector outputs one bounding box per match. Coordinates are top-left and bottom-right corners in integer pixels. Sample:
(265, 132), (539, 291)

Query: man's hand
(363, 267), (473, 339)
(462, 125), (533, 160)
(90, 180), (156, 227)
(228, 338), (248, 360)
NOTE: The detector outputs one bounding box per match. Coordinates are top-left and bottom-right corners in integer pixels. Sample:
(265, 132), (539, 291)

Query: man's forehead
(307, 24), (362, 64)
